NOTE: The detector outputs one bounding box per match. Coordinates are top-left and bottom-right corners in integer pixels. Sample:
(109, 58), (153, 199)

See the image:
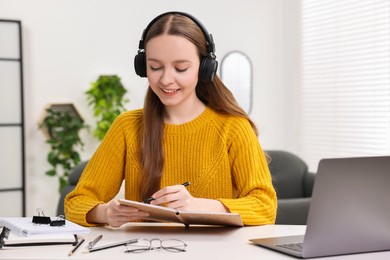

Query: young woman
(65, 11), (277, 227)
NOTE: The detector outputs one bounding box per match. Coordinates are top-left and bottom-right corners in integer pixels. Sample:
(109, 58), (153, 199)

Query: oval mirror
(220, 51), (252, 114)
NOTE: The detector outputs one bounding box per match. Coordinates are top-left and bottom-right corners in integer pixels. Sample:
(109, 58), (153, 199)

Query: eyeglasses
(125, 238), (187, 253)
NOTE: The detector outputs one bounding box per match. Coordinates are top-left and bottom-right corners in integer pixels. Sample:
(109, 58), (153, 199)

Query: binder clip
(32, 208), (51, 225)
(0, 227), (10, 249)
(50, 215), (65, 227)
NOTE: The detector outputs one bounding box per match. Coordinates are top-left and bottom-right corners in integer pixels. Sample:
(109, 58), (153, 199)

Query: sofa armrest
(276, 197), (311, 225)
(303, 172), (316, 197)
(68, 161), (88, 185)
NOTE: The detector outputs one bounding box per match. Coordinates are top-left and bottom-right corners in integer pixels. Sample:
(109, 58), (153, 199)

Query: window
(299, 0), (390, 171)
(0, 19), (25, 216)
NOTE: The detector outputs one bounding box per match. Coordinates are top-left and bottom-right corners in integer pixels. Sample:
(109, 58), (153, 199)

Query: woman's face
(145, 34), (200, 109)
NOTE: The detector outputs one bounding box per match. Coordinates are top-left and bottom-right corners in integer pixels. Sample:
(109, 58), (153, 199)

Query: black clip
(0, 227), (10, 249)
(50, 215), (65, 227)
(32, 208), (51, 225)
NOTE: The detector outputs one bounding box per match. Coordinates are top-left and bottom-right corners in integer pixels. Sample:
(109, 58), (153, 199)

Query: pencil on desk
(68, 238), (85, 256)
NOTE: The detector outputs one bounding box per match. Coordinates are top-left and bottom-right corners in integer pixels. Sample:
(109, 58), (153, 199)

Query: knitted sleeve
(64, 111), (138, 226)
(218, 118), (277, 225)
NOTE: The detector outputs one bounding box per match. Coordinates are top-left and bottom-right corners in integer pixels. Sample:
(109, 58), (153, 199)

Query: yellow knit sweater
(64, 107), (277, 226)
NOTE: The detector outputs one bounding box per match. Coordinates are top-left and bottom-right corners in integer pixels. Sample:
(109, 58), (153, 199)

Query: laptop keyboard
(275, 242), (303, 253)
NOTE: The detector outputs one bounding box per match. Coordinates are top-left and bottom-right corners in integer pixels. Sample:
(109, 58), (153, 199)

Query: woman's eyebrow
(147, 58), (191, 64)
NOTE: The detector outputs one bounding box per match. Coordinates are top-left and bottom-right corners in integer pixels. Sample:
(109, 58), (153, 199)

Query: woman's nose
(160, 68), (174, 85)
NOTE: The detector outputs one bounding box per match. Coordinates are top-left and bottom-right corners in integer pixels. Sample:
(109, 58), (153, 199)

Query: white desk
(1, 223), (389, 259)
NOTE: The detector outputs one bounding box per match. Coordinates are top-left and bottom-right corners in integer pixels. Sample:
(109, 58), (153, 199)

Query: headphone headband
(137, 11), (216, 55)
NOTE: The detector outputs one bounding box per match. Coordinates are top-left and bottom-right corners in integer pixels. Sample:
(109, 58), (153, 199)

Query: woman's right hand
(87, 200), (150, 227)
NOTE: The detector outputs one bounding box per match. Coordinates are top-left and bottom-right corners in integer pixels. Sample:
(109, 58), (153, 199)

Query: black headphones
(134, 11), (218, 83)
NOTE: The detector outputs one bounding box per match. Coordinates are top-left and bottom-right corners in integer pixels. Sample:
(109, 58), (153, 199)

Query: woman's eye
(176, 68), (188, 73)
(150, 66), (162, 71)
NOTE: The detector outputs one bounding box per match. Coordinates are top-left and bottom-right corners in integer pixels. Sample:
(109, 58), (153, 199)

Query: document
(0, 217), (90, 237)
(118, 199), (244, 227)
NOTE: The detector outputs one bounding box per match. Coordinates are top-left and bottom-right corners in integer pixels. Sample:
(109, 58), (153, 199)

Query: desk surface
(1, 223), (389, 259)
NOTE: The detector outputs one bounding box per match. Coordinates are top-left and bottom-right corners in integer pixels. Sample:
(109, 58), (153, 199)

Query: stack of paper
(0, 217), (90, 237)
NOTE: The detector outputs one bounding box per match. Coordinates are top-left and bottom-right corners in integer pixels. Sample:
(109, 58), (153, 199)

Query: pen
(143, 182), (191, 204)
(182, 181), (191, 187)
(88, 234), (103, 249)
(84, 239), (138, 253)
(68, 238), (85, 256)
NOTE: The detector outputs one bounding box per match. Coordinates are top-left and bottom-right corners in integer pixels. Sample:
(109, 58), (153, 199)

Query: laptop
(250, 156), (390, 258)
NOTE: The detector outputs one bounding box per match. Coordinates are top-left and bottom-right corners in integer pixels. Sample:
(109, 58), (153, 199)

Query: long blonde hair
(139, 13), (258, 200)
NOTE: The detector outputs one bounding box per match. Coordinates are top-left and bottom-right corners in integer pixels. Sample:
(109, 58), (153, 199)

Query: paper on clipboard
(0, 217), (90, 237)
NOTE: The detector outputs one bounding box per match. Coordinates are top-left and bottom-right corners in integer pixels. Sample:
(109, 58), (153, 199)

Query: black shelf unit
(0, 19), (25, 216)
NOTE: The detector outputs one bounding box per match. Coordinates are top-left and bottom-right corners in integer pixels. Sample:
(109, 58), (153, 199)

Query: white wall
(0, 0), (300, 216)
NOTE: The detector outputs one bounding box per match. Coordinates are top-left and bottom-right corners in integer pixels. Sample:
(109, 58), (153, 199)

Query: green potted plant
(85, 75), (129, 141)
(39, 104), (88, 192)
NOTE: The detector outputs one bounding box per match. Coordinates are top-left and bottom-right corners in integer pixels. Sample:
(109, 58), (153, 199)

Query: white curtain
(299, 0), (390, 171)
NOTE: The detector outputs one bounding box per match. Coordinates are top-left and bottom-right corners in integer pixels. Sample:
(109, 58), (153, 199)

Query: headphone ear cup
(134, 52), (147, 77)
(199, 56), (218, 83)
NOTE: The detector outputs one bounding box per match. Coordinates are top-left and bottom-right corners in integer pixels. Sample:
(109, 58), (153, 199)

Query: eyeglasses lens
(126, 239), (151, 253)
(161, 239), (187, 252)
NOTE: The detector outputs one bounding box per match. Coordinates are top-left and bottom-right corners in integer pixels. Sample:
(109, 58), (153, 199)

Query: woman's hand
(150, 185), (229, 213)
(150, 184), (195, 210)
(87, 200), (150, 228)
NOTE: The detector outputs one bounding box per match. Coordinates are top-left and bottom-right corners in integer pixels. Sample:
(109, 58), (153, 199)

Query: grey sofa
(266, 150), (316, 225)
(57, 161), (89, 216)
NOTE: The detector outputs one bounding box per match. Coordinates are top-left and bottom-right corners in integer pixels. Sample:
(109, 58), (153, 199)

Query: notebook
(250, 156), (390, 258)
(118, 199), (243, 227)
